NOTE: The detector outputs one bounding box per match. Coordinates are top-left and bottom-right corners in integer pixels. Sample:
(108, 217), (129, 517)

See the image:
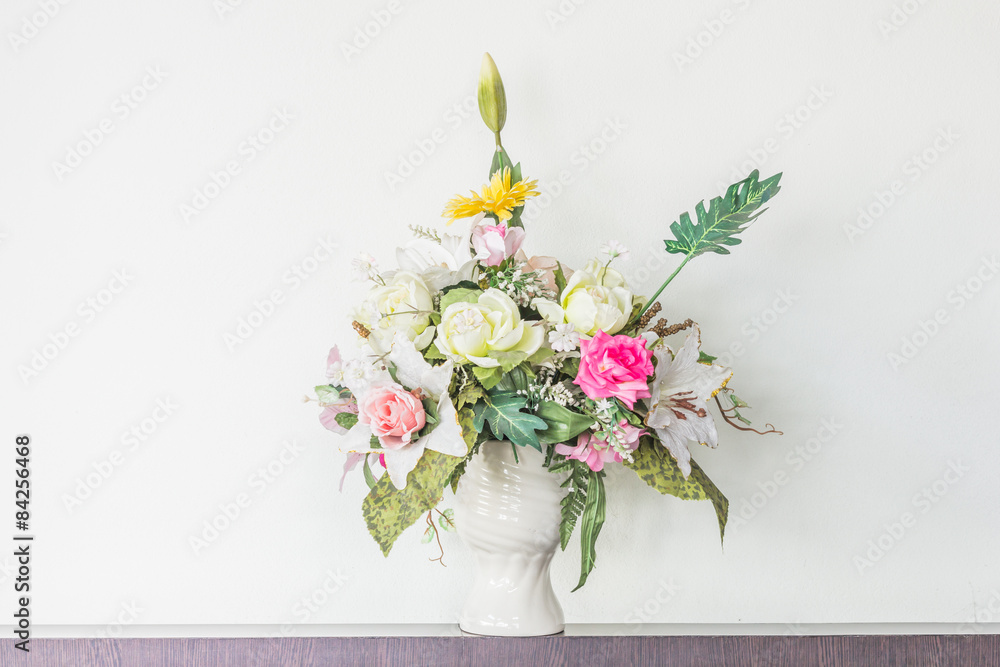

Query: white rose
(360, 271), (436, 350)
(436, 288), (545, 367)
(532, 259), (635, 336)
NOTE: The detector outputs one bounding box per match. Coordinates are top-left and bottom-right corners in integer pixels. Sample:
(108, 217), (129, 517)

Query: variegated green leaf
(625, 437), (729, 543)
(361, 408), (475, 556)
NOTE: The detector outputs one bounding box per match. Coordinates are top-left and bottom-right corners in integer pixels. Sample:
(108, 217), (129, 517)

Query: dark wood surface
(2, 635), (999, 666)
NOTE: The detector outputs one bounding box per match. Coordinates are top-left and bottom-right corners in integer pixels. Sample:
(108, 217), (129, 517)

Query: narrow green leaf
(553, 261), (568, 295)
(572, 470), (606, 591)
(490, 147), (514, 179)
(362, 456), (377, 490)
(698, 351), (718, 364)
(448, 408), (480, 493)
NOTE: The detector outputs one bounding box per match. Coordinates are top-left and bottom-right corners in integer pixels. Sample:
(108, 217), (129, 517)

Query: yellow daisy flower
(442, 167), (540, 224)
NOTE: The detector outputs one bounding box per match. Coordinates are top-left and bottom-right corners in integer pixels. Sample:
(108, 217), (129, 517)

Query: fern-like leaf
(557, 460), (590, 551)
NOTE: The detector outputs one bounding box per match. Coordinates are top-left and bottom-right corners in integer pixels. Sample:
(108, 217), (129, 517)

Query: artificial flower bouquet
(313, 54), (783, 589)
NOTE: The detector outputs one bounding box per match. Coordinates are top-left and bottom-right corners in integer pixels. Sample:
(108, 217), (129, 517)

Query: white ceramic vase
(454, 440), (566, 636)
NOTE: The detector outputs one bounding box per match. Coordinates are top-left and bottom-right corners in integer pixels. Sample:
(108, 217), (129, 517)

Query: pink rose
(472, 222), (525, 267)
(574, 330), (654, 408)
(358, 383), (426, 449)
(555, 421), (644, 472)
(319, 397), (358, 435)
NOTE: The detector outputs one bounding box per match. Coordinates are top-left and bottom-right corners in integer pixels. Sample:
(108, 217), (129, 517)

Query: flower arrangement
(313, 54), (783, 590)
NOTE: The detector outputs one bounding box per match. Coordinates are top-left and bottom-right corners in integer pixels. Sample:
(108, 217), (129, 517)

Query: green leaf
(536, 401), (594, 446)
(698, 351), (718, 364)
(553, 262), (568, 295)
(486, 350), (529, 373)
(664, 170), (782, 259)
(471, 391), (547, 450)
(472, 365), (504, 390)
(455, 383), (485, 411)
(728, 392), (750, 409)
(490, 147), (514, 179)
(424, 343), (446, 361)
(443, 280), (482, 293)
(438, 508), (456, 532)
(420, 396), (440, 428)
(440, 287), (482, 313)
(561, 356), (580, 378)
(557, 460), (590, 550)
(361, 442), (467, 556)
(335, 412), (359, 430)
(527, 346), (556, 366)
(572, 470), (606, 591)
(494, 366), (529, 392)
(362, 456), (377, 490)
(448, 408), (480, 493)
(421, 524), (435, 544)
(624, 437), (729, 543)
(315, 385), (341, 405)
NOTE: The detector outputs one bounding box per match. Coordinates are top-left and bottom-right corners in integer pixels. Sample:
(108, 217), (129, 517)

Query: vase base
(458, 621), (566, 638)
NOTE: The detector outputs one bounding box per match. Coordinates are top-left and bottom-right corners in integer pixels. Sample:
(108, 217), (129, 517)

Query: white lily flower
(645, 326), (732, 478)
(395, 217), (478, 291)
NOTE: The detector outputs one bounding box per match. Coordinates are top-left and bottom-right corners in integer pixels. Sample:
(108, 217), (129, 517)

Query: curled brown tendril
(713, 394), (784, 436)
(425, 510), (446, 566)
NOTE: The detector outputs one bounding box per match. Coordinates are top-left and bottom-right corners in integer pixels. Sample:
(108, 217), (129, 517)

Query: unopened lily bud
(478, 52), (507, 136)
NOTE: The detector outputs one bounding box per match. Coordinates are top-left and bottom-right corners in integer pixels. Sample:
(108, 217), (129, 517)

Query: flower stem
(635, 253), (692, 320)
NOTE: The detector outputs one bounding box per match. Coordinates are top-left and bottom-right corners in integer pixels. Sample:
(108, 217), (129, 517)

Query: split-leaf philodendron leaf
(665, 170), (782, 259)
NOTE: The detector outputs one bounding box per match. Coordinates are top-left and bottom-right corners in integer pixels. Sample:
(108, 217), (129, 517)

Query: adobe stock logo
(17, 269), (134, 385)
(52, 66), (168, 182)
(887, 255), (998, 371)
(7, 0), (72, 52)
(853, 459), (970, 575)
(844, 127), (958, 243)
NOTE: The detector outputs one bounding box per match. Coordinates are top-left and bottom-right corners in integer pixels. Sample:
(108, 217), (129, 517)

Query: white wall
(2, 0), (999, 631)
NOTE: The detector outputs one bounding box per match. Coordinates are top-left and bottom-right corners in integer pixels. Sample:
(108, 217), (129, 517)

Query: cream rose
(360, 271), (436, 350)
(436, 288), (544, 367)
(531, 259), (635, 336)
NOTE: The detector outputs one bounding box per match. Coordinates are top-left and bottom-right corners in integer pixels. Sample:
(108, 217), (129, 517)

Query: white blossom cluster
(519, 365), (581, 410)
(488, 262), (555, 307)
(590, 399), (637, 462)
